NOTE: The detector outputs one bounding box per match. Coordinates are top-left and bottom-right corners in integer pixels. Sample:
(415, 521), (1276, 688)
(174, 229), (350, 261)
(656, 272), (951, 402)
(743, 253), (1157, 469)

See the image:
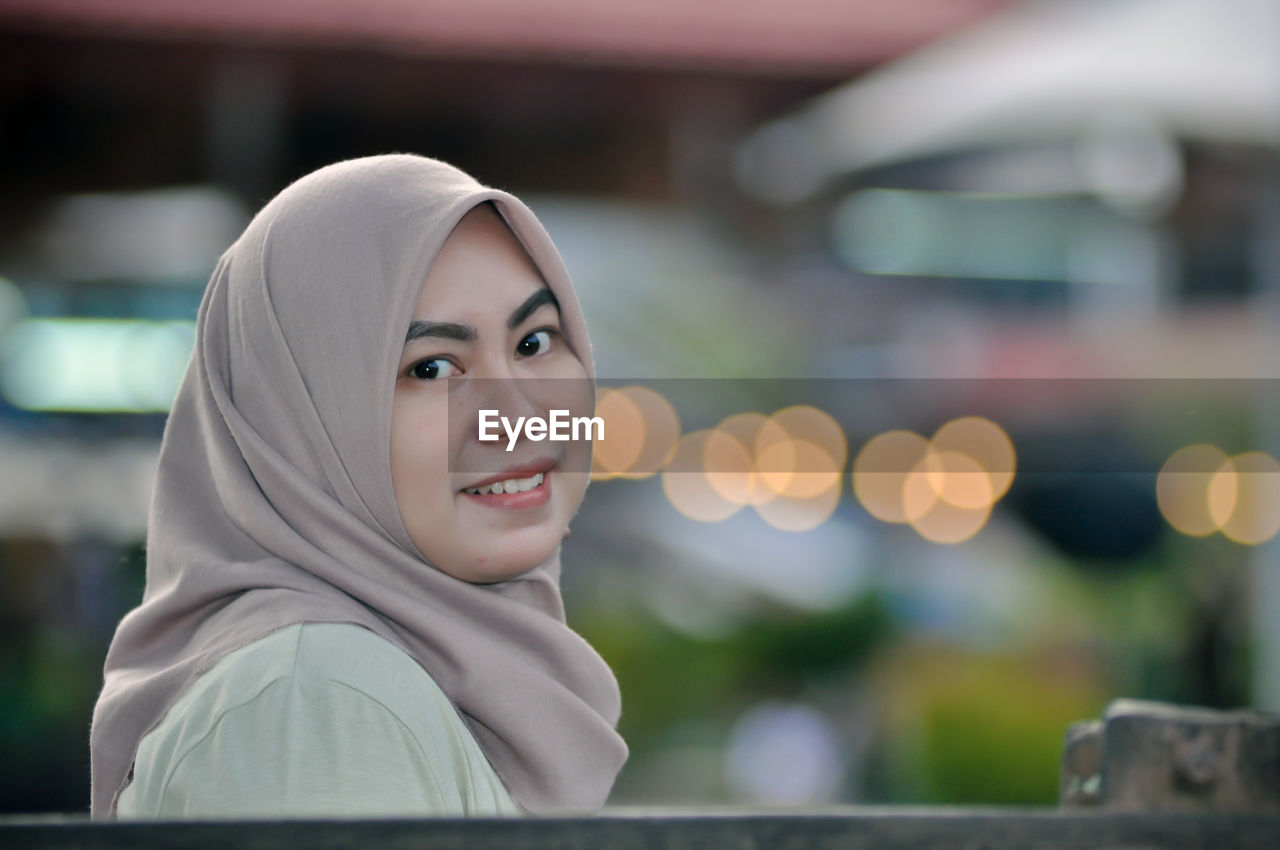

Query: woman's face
(390, 205), (591, 583)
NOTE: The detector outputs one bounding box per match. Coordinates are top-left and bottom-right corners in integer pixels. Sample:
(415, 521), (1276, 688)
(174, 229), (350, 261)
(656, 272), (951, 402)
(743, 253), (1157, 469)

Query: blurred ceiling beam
(0, 0), (1011, 207)
(0, 0), (1008, 75)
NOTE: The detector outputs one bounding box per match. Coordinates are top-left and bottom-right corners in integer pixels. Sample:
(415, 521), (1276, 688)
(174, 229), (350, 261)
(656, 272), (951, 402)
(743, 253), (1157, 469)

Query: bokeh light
(929, 416), (1015, 500)
(852, 430), (931, 524)
(0, 318), (194, 412)
(1206, 462), (1239, 532)
(902, 450), (994, 544)
(1157, 445), (1280, 544)
(707, 412), (786, 505)
(906, 450), (994, 516)
(662, 429), (744, 523)
(853, 418), (1016, 544)
(755, 432), (843, 531)
(1156, 443), (1231, 537)
(757, 405), (848, 498)
(664, 407), (846, 531)
(758, 437), (841, 500)
(613, 386), (680, 479)
(1212, 451), (1280, 546)
(591, 386), (681, 481)
(702, 425), (758, 506)
(754, 468), (842, 532)
(907, 495), (994, 544)
(590, 388), (646, 480)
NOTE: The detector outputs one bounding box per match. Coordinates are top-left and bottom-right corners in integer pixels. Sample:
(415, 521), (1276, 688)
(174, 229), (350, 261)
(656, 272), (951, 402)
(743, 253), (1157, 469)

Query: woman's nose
(470, 345), (521, 382)
(469, 358), (544, 434)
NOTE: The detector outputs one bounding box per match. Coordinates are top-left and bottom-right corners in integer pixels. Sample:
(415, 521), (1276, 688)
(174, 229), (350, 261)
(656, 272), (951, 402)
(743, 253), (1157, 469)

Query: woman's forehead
(411, 205), (550, 321)
(447, 202), (524, 253)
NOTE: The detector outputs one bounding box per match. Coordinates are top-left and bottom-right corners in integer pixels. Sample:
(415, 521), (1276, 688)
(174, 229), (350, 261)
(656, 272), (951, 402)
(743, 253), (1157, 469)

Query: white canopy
(740, 0), (1280, 198)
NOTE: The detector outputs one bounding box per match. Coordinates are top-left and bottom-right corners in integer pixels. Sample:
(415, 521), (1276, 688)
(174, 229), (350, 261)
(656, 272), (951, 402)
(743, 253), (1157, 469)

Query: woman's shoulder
(159, 622), (470, 755)
(118, 622), (517, 818)
(176, 622), (443, 712)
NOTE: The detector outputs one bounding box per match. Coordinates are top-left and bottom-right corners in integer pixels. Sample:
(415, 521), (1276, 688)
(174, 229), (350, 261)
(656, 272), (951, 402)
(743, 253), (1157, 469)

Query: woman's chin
(439, 533), (563, 584)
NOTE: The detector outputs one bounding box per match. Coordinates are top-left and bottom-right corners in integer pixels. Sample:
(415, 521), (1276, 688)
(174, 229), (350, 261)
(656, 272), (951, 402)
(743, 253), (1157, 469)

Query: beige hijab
(89, 154), (626, 818)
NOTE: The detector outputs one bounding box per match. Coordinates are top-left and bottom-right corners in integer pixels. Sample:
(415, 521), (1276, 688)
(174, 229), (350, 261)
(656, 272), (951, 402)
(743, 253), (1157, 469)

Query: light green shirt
(116, 622), (519, 819)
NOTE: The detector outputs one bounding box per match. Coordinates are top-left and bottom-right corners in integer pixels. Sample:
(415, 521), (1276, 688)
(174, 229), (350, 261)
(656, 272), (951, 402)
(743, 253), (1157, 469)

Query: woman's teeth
(464, 472), (545, 496)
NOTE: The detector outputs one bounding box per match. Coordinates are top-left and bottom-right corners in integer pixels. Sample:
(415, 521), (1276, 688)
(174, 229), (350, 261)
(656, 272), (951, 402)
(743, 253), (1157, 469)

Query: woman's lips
(460, 462), (554, 510)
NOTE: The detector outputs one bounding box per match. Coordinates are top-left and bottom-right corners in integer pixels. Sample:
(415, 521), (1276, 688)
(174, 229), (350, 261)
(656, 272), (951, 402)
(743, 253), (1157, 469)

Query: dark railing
(4, 809), (1280, 850)
(6, 700), (1279, 849)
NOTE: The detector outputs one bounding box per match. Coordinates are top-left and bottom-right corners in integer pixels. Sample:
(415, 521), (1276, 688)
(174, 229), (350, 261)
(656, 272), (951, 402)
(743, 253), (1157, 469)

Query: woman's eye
(516, 330), (553, 358)
(409, 358), (456, 380)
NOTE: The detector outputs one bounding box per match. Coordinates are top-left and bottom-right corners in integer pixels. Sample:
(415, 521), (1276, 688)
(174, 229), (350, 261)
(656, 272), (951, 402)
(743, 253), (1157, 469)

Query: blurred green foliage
(580, 593), (895, 760)
(870, 642), (1109, 804)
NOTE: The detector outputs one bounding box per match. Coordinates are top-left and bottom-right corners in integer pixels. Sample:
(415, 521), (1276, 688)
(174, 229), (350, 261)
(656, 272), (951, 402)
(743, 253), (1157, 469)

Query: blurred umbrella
(738, 0), (1280, 202)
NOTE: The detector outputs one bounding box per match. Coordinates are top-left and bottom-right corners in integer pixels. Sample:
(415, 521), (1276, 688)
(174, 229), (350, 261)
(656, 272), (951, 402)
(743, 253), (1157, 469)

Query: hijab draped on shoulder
(89, 154), (627, 818)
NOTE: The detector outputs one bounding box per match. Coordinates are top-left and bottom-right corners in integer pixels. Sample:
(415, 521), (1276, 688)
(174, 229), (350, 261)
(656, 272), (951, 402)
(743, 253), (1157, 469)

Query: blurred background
(1, 0), (1279, 814)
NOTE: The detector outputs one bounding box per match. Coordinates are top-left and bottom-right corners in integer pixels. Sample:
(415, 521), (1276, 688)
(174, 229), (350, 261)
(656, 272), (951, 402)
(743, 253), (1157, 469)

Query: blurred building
(2, 0), (1277, 817)
(731, 0), (1280, 712)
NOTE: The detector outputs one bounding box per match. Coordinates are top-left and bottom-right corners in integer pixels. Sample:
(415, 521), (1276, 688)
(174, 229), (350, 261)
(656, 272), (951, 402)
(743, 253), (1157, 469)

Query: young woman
(89, 155), (627, 818)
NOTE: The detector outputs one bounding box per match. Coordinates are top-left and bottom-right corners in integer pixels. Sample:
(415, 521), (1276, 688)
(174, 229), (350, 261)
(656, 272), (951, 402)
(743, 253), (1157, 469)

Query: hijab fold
(89, 154), (627, 818)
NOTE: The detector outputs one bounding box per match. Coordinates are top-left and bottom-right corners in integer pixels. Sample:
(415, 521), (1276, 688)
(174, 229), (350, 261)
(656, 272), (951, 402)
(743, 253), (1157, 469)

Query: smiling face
(390, 203), (592, 583)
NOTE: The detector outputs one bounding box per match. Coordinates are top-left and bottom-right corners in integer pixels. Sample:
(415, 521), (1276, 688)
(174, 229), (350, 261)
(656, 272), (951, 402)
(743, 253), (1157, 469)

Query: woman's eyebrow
(402, 290), (559, 346)
(404, 321), (475, 345)
(508, 288), (560, 330)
